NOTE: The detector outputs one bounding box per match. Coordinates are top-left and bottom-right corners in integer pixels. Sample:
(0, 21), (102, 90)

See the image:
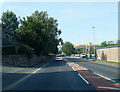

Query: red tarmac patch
(64, 59), (120, 91)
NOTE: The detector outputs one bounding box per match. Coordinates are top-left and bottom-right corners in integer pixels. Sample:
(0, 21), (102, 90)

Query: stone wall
(2, 55), (52, 67)
(97, 47), (120, 62)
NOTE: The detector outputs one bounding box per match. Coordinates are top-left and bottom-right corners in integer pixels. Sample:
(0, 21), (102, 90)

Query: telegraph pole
(92, 27), (96, 59)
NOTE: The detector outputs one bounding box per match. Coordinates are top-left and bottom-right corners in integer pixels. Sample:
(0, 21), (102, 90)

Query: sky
(0, 1), (118, 45)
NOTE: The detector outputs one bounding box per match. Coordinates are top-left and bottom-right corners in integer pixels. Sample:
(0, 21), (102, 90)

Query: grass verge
(88, 59), (120, 64)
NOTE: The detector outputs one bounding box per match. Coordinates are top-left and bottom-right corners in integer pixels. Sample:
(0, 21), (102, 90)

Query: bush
(2, 46), (16, 55)
(2, 43), (34, 58)
(16, 43), (34, 58)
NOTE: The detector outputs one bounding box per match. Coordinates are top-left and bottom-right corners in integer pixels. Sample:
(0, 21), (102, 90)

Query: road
(66, 57), (120, 83)
(2, 58), (97, 91)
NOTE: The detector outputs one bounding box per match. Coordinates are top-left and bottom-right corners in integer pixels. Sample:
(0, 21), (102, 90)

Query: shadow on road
(44, 60), (67, 68)
(2, 70), (97, 91)
(111, 78), (120, 83)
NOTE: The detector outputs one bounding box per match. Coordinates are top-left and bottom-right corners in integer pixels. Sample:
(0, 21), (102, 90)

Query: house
(1, 24), (17, 54)
(96, 45), (120, 62)
(1, 24), (17, 45)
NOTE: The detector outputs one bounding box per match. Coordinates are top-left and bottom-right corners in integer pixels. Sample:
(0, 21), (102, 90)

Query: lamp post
(92, 27), (96, 59)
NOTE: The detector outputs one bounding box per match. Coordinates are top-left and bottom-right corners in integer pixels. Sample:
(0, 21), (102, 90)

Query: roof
(1, 24), (17, 36)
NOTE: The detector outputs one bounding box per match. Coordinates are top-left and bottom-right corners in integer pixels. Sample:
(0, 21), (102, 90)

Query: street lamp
(92, 27), (96, 59)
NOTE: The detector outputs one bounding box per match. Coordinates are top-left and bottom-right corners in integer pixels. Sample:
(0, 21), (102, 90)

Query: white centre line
(4, 61), (51, 90)
(93, 72), (116, 83)
(78, 73), (89, 84)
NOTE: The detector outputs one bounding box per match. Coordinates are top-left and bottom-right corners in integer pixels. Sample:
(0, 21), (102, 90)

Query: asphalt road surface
(2, 59), (97, 91)
(66, 57), (120, 83)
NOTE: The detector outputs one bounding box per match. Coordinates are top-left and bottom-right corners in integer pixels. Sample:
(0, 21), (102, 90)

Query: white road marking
(68, 64), (71, 66)
(93, 72), (116, 83)
(82, 68), (88, 70)
(97, 86), (120, 90)
(78, 73), (89, 84)
(79, 66), (88, 70)
(71, 67), (76, 71)
(4, 61), (51, 90)
(32, 68), (42, 73)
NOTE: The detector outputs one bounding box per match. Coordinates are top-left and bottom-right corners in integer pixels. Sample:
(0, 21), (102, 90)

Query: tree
(78, 48), (85, 54)
(16, 10), (62, 55)
(58, 38), (64, 46)
(107, 41), (114, 46)
(58, 50), (62, 54)
(101, 40), (117, 47)
(101, 41), (107, 47)
(73, 48), (82, 54)
(62, 42), (74, 56)
(117, 40), (120, 45)
(90, 48), (96, 54)
(1, 10), (19, 31)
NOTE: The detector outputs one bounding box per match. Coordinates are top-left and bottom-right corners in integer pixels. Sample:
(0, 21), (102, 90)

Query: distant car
(80, 54), (86, 58)
(55, 55), (63, 61)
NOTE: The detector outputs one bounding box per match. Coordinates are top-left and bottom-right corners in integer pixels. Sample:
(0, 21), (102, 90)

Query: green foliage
(16, 10), (62, 55)
(101, 41), (118, 47)
(2, 46), (16, 55)
(1, 10), (62, 56)
(93, 59), (120, 64)
(76, 48), (82, 54)
(117, 40), (120, 45)
(16, 43), (34, 58)
(62, 42), (74, 56)
(72, 48), (77, 54)
(1, 10), (19, 31)
(74, 48), (85, 54)
(101, 41), (107, 47)
(58, 50), (62, 54)
(58, 38), (64, 45)
(107, 41), (113, 45)
(2, 43), (34, 58)
(89, 48), (96, 54)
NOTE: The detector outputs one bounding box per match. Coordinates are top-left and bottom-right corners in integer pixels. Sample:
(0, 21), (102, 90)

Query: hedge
(2, 45), (16, 55)
(2, 43), (34, 58)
